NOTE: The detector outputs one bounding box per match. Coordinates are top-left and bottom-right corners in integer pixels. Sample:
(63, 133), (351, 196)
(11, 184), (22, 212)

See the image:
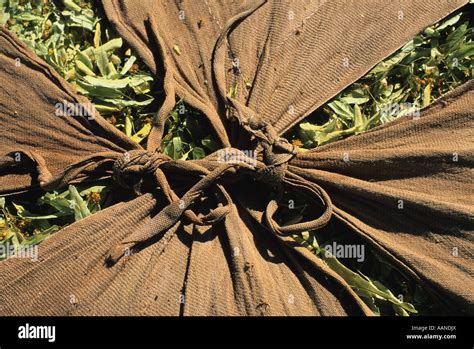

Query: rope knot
(239, 110), (297, 191)
(255, 125), (297, 191)
(113, 149), (168, 194)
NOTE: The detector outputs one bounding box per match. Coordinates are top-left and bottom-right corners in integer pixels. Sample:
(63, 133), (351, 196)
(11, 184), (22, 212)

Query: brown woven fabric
(0, 0), (473, 315)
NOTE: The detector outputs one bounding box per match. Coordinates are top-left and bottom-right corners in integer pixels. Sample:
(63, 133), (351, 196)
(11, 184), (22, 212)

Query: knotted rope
(6, 120), (331, 266)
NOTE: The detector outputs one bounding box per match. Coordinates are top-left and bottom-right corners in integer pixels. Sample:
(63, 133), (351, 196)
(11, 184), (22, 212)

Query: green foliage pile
(0, 183), (110, 259)
(1, 0), (156, 142)
(161, 100), (220, 160)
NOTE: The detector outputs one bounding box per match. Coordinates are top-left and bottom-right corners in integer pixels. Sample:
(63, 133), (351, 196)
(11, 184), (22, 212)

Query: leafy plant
(161, 100), (219, 160)
(294, 231), (417, 316)
(1, 0), (156, 143)
(0, 184), (109, 260)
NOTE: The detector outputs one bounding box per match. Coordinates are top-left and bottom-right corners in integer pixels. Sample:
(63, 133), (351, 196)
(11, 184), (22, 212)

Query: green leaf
(15, 13), (44, 21)
(120, 56), (137, 75)
(446, 22), (467, 52)
(83, 75), (152, 89)
(327, 100), (354, 122)
(63, 0), (82, 12)
(65, 12), (97, 32)
(75, 80), (124, 99)
(68, 185), (91, 221)
(106, 62), (117, 77)
(102, 97), (154, 108)
(93, 104), (121, 113)
(401, 48), (431, 65)
(12, 201), (64, 220)
(368, 38), (421, 76)
(131, 80), (151, 94)
(79, 185), (107, 197)
(93, 22), (101, 48)
(450, 42), (474, 61)
(131, 123), (152, 144)
(436, 13), (461, 31)
(340, 88), (370, 105)
(124, 115), (133, 137)
(352, 104), (366, 131)
(163, 137), (184, 160)
(172, 137), (183, 159)
(94, 46), (109, 77)
(298, 118), (343, 146)
(75, 60), (96, 76)
(110, 54), (122, 65)
(93, 38), (122, 54)
(422, 83), (432, 107)
(192, 147), (206, 160)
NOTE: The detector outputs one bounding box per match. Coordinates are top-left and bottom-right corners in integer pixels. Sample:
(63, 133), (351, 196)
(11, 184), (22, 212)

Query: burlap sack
(0, 0), (472, 315)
